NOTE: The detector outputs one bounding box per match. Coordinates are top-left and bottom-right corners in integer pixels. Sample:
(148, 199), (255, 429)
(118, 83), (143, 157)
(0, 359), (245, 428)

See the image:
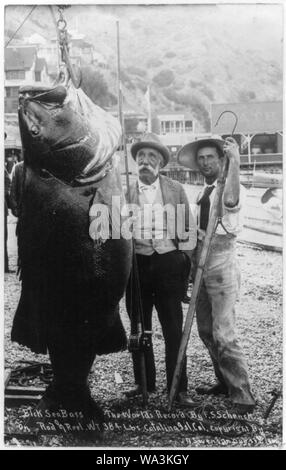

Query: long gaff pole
(116, 21), (130, 201)
(116, 20), (148, 406)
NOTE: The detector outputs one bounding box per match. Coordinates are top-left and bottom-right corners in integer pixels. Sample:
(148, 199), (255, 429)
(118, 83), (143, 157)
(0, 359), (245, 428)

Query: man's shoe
(125, 386), (156, 398)
(196, 383), (228, 396)
(175, 392), (197, 407)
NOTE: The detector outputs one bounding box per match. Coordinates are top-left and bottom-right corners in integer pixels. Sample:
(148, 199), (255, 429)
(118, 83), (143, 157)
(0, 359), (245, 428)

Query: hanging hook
(54, 5), (81, 88)
(214, 110), (238, 136)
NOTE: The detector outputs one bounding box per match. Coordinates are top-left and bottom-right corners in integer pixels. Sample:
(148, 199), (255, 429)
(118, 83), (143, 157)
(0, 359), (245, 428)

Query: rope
(5, 5), (37, 48)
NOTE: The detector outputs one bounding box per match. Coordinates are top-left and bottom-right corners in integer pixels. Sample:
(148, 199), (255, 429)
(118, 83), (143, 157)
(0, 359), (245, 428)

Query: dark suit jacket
(129, 175), (197, 251)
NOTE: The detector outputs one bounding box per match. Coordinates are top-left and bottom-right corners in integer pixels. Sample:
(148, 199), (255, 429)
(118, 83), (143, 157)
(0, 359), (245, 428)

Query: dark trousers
(126, 250), (190, 393)
(5, 212), (9, 272)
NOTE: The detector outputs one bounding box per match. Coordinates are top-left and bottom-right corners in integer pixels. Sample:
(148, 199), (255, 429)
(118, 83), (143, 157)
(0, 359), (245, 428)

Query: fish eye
(31, 126), (39, 136)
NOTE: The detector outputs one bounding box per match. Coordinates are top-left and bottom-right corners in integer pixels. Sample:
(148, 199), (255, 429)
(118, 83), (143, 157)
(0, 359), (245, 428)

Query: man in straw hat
(125, 133), (197, 406)
(178, 135), (255, 413)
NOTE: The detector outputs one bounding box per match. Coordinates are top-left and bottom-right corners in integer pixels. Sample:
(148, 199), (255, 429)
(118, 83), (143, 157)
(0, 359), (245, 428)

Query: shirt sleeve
(218, 184), (247, 235)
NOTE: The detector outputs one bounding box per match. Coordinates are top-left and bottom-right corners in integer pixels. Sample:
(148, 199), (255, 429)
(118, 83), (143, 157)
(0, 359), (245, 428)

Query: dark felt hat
(131, 133), (170, 167)
(177, 135), (225, 170)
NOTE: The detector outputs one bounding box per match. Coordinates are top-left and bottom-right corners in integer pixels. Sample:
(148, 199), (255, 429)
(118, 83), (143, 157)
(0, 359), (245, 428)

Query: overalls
(195, 184), (255, 406)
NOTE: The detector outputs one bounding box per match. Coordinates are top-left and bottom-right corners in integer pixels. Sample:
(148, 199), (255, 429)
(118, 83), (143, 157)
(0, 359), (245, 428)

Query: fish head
(18, 84), (121, 183)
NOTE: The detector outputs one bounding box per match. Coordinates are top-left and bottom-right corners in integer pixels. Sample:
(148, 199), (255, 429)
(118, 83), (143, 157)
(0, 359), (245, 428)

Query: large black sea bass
(11, 82), (132, 416)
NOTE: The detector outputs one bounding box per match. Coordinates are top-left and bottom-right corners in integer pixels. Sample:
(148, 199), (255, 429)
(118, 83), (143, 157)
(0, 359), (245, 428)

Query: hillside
(4, 4), (283, 131)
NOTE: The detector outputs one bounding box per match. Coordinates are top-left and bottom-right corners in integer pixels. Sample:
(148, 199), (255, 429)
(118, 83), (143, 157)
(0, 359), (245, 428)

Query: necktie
(198, 185), (215, 231)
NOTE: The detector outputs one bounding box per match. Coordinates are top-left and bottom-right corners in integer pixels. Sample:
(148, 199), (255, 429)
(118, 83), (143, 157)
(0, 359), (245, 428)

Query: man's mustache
(138, 164), (156, 172)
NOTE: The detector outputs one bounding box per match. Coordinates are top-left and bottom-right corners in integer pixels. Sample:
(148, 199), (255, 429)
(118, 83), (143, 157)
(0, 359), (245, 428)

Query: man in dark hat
(178, 136), (255, 413)
(125, 133), (197, 406)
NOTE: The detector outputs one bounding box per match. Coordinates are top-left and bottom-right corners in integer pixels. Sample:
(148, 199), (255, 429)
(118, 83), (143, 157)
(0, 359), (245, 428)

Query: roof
(157, 112), (194, 120)
(5, 46), (37, 71)
(24, 33), (47, 45)
(71, 38), (93, 49)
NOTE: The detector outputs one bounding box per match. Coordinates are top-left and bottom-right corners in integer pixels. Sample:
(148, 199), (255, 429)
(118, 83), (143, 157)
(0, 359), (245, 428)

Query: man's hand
(223, 137), (240, 166)
(223, 137), (240, 208)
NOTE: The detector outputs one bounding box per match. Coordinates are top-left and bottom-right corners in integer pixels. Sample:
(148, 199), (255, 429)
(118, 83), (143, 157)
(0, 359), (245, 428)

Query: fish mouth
(50, 138), (91, 153)
(19, 85), (67, 106)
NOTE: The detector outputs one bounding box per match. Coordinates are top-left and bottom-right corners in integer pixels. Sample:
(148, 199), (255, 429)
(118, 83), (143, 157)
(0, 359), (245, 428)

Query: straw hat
(177, 135), (225, 170)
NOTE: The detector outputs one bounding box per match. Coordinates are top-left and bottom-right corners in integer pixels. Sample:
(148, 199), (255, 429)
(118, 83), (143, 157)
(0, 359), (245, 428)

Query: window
(251, 134), (277, 154)
(35, 71), (41, 82)
(4, 97), (18, 113)
(160, 122), (166, 134)
(185, 120), (193, 132)
(5, 87), (19, 97)
(6, 70), (25, 80)
(175, 121), (181, 133)
(222, 133), (278, 155)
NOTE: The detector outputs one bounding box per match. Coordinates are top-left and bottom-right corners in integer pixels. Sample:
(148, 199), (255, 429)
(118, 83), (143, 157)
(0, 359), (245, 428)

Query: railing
(240, 153), (282, 166)
(160, 167), (204, 185)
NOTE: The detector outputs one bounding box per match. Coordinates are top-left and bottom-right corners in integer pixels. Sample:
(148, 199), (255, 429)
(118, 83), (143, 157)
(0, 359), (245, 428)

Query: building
(162, 102), (283, 185)
(211, 101), (283, 168)
(4, 44), (51, 168)
(5, 45), (50, 113)
(33, 31), (106, 74)
(157, 112), (195, 135)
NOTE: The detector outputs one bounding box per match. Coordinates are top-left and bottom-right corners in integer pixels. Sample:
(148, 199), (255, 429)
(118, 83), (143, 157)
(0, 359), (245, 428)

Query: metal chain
(57, 7), (69, 65)
(54, 5), (81, 88)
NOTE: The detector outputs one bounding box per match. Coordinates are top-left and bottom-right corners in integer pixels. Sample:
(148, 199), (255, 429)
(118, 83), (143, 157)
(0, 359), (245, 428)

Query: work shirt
(134, 178), (177, 255)
(195, 180), (246, 240)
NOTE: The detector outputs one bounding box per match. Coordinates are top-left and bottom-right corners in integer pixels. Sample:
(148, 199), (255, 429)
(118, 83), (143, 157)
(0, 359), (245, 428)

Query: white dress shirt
(135, 177), (176, 255)
(138, 178), (160, 204)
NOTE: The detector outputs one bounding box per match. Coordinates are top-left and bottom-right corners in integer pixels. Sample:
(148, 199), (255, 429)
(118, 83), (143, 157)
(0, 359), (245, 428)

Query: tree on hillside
(164, 51), (176, 59)
(237, 90), (256, 102)
(147, 58), (163, 68)
(153, 69), (175, 87)
(126, 66), (147, 77)
(80, 66), (116, 108)
(163, 88), (210, 131)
